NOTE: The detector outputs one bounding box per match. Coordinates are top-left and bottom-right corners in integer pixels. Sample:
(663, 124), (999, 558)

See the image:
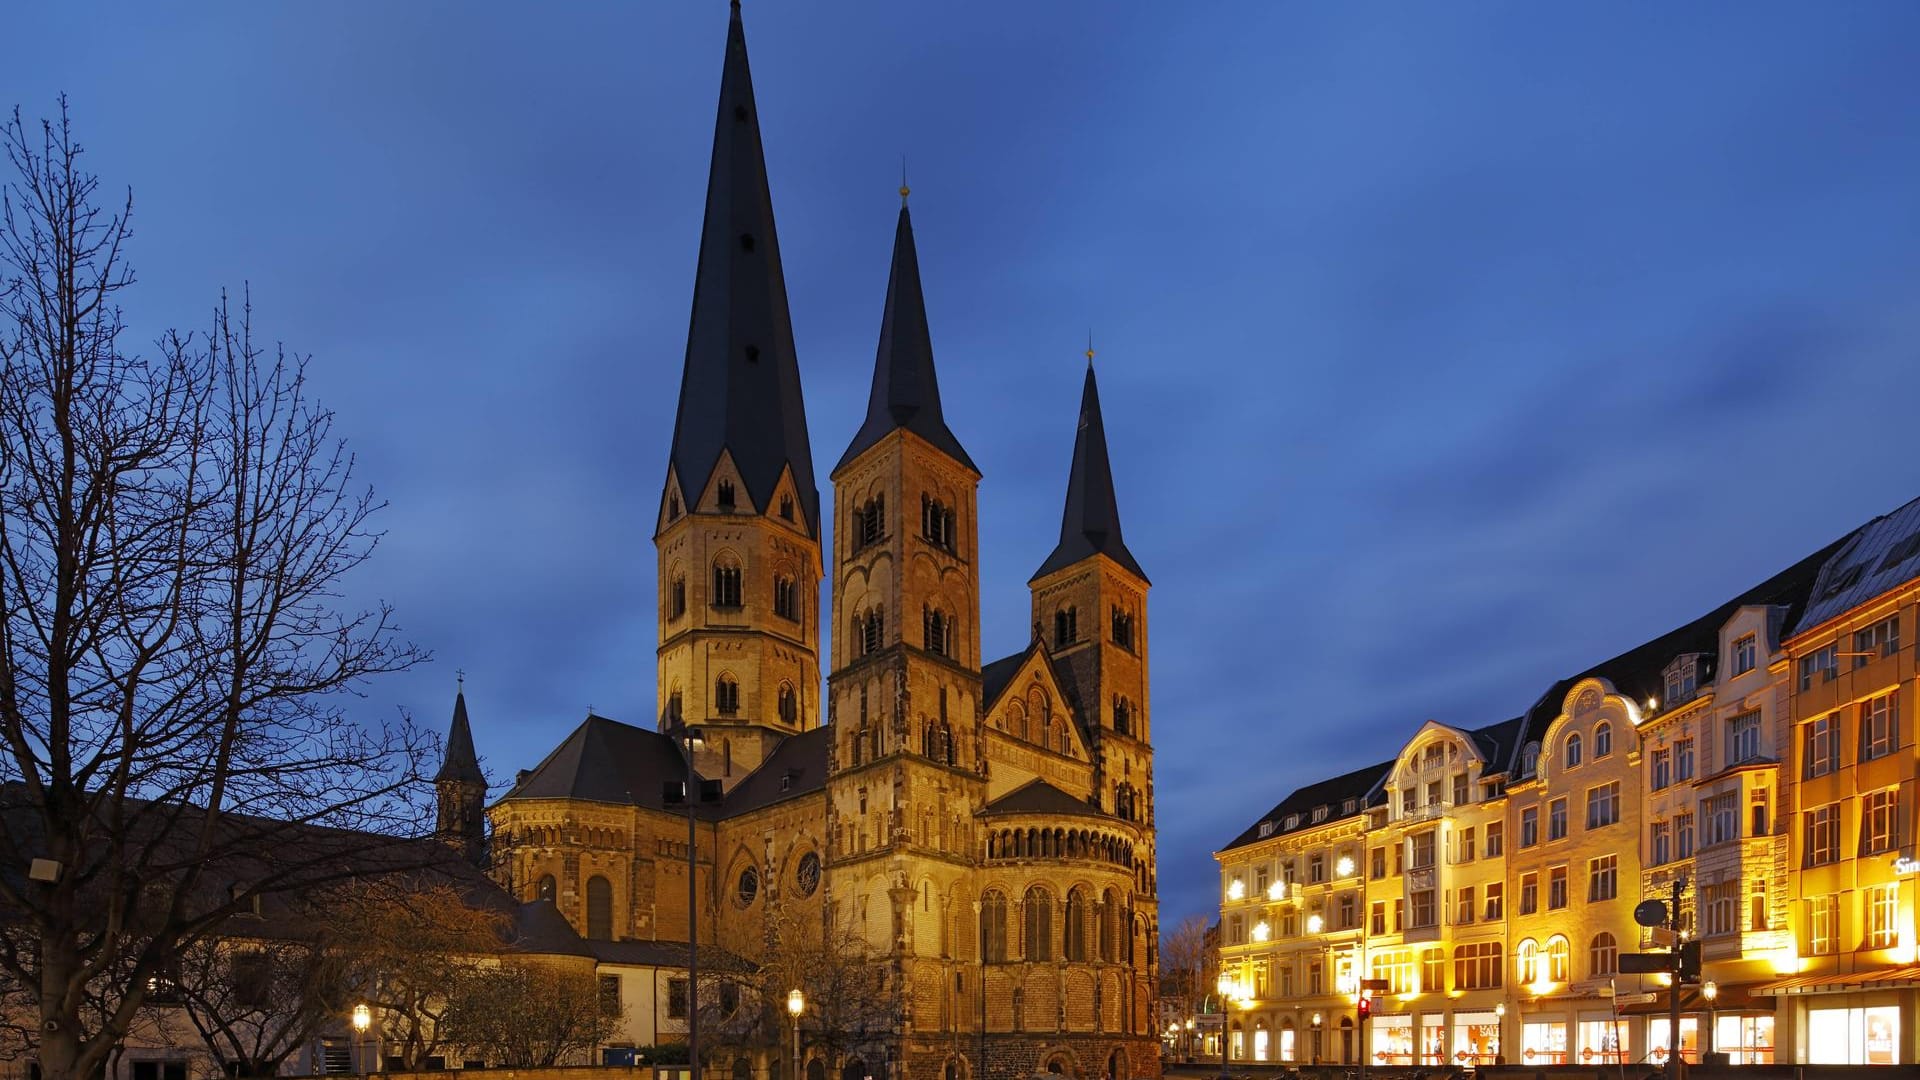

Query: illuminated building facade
(1217, 494), (1920, 1067)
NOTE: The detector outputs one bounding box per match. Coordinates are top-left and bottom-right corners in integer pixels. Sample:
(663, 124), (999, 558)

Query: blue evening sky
(8, 3), (1919, 927)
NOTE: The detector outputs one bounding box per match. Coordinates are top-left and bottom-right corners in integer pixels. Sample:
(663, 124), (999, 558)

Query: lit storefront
(1419, 1017), (1445, 1065)
(1575, 1015), (1630, 1064)
(1370, 1015), (1412, 1064)
(1451, 1011), (1501, 1065)
(1806, 1006), (1900, 1065)
(1521, 1018), (1568, 1065)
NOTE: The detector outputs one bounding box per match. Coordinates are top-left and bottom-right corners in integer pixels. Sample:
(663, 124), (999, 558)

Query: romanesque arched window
(980, 891), (1008, 962)
(861, 609), (885, 656)
(1110, 605), (1135, 649)
(1113, 697), (1133, 737)
(711, 556), (742, 608)
(924, 606), (950, 657)
(773, 574), (799, 621)
(586, 875), (612, 939)
(1024, 886), (1054, 961)
(1065, 888), (1089, 961)
(855, 495), (885, 549)
(1054, 606), (1078, 647)
(536, 874), (557, 903)
(1101, 887), (1123, 962)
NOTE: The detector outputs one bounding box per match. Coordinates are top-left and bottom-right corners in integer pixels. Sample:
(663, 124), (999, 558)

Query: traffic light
(1357, 994), (1372, 1022)
(1676, 940), (1702, 982)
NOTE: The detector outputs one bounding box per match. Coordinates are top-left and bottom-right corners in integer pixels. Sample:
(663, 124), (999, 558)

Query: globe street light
(351, 1003), (371, 1074)
(1494, 1002), (1506, 1065)
(1702, 980), (1718, 1057)
(786, 989), (804, 1080)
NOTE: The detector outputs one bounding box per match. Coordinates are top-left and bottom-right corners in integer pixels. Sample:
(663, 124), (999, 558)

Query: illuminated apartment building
(1216, 494), (1920, 1067)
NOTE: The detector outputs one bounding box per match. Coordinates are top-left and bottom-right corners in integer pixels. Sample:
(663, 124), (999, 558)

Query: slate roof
(434, 690), (486, 785)
(508, 899), (595, 957)
(1791, 494), (1920, 636)
(835, 206), (976, 475)
(721, 725), (830, 816)
(980, 779), (1107, 820)
(1032, 364), (1147, 583)
(503, 714), (698, 811)
(982, 645), (1038, 707)
(1220, 758), (1391, 853)
(667, 2), (819, 535)
(1504, 531), (1849, 778)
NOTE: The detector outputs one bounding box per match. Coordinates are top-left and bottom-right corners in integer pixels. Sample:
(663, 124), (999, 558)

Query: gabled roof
(982, 643), (1041, 708)
(434, 689), (485, 786)
(501, 714), (698, 811)
(667, 2), (819, 535)
(587, 938), (753, 972)
(835, 206), (976, 475)
(1792, 494), (1920, 636)
(1032, 364), (1147, 583)
(721, 725), (829, 816)
(1219, 758), (1390, 853)
(980, 779), (1106, 820)
(508, 899), (594, 957)
(980, 642), (1095, 753)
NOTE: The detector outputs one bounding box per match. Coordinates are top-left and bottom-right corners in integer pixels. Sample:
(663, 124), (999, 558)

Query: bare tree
(1158, 913), (1209, 1059)
(168, 931), (348, 1079)
(333, 881), (508, 1070)
(438, 960), (614, 1067)
(0, 99), (429, 1080)
(699, 901), (896, 1071)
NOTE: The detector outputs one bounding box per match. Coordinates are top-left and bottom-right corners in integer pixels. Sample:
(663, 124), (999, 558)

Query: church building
(437, 7), (1161, 1080)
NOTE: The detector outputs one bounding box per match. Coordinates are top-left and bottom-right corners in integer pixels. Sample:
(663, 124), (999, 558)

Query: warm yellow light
(1311, 1012), (1323, 1027)
(1306, 914), (1324, 934)
(787, 988), (804, 1016)
(1647, 697), (1659, 712)
(1530, 977), (1553, 997)
(1336, 856), (1355, 878)
(1227, 879), (1246, 901)
(1495, 1003), (1506, 1018)
(1266, 880), (1286, 901)
(351, 1003), (371, 1032)
(1702, 980), (1717, 1003)
(1252, 921), (1271, 942)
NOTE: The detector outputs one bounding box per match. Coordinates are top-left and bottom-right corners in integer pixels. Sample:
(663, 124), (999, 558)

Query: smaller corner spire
(1031, 354), (1149, 584)
(435, 681), (485, 786)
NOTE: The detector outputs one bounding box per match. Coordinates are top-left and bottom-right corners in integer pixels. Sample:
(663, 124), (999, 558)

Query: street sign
(1618, 953), (1676, 974)
(1634, 899), (1669, 928)
(1615, 992), (1658, 1006)
(1359, 979), (1392, 992)
(1647, 927), (1676, 946)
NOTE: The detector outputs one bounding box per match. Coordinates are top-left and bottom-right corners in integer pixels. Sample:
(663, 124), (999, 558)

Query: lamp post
(1311, 1013), (1322, 1065)
(351, 1003), (371, 1075)
(1494, 1002), (1506, 1065)
(1702, 980), (1718, 1059)
(787, 988), (805, 1080)
(677, 726), (706, 1080)
(1186, 1019), (1195, 1063)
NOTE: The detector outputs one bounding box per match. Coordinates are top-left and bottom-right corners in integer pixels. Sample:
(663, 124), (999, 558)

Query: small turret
(435, 681), (488, 866)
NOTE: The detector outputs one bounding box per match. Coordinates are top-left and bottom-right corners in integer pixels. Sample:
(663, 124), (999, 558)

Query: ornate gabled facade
(471, 8), (1160, 1080)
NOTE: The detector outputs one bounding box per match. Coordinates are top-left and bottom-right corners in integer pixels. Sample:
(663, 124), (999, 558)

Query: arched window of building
(666, 689), (684, 726)
(716, 480), (736, 510)
(779, 683), (798, 726)
(715, 674), (740, 716)
(924, 606), (949, 657)
(536, 874), (556, 903)
(711, 556), (743, 608)
(1065, 888), (1089, 961)
(774, 574), (799, 620)
(1100, 888), (1123, 961)
(980, 891), (1008, 962)
(1546, 935), (1570, 982)
(1054, 606), (1078, 647)
(1594, 721), (1613, 758)
(1024, 886), (1054, 962)
(1113, 697), (1132, 737)
(1589, 931), (1617, 977)
(855, 495), (886, 549)
(1565, 732), (1583, 769)
(669, 572), (687, 619)
(1515, 938), (1538, 985)
(586, 875), (612, 939)
(1522, 742), (1541, 776)
(860, 609), (885, 656)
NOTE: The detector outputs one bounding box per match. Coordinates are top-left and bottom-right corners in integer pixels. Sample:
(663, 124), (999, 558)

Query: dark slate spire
(435, 688), (485, 786)
(1031, 362), (1148, 583)
(834, 205), (977, 474)
(667, 1), (819, 533)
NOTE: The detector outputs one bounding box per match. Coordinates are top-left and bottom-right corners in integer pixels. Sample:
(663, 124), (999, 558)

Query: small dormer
(1311, 804), (1329, 824)
(1661, 653), (1706, 708)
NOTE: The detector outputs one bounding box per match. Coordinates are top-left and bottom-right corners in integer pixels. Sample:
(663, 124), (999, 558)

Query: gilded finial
(899, 156), (910, 207)
(1086, 331), (1095, 366)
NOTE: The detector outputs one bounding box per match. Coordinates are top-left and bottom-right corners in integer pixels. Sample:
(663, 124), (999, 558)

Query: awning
(1754, 965), (1920, 996)
(1616, 986), (1772, 1015)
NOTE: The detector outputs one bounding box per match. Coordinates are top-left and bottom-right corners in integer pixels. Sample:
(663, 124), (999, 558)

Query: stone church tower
(653, 0), (823, 788)
(483, 7), (1161, 1080)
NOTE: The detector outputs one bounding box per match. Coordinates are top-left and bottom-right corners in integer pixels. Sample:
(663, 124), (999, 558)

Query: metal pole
(1667, 876), (1684, 1077)
(687, 733), (701, 1080)
(792, 1011), (801, 1080)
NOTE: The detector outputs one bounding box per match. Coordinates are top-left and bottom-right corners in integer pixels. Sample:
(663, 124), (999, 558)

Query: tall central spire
(835, 205), (976, 474)
(666, 2), (819, 533)
(1032, 362), (1148, 583)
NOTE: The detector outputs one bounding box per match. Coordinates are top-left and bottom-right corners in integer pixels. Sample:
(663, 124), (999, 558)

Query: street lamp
(1311, 1013), (1323, 1065)
(1702, 980), (1718, 1058)
(787, 989), (804, 1080)
(351, 1003), (371, 1074)
(1494, 1003), (1506, 1064)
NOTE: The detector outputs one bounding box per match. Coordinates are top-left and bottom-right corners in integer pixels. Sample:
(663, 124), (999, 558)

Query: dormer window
(1732, 633), (1757, 676)
(1284, 814), (1300, 830)
(1311, 805), (1329, 823)
(1342, 798), (1357, 814)
(717, 480), (736, 510)
(1664, 656), (1700, 704)
(1522, 742), (1541, 776)
(668, 493), (681, 521)
(1258, 821), (1275, 838)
